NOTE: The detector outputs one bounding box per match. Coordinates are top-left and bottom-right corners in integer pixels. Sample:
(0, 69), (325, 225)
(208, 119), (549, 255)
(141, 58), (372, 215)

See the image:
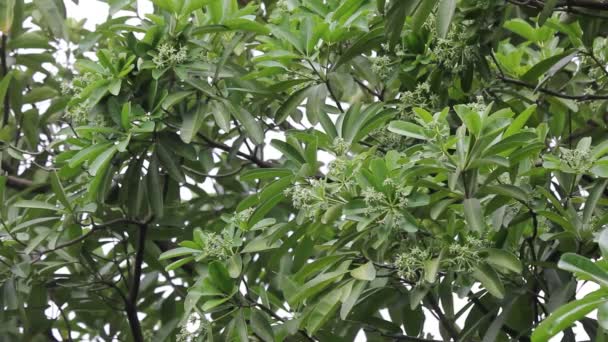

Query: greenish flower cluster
(331, 137), (351, 156)
(153, 43), (189, 68)
(63, 73), (101, 122)
(431, 25), (478, 73)
(231, 208), (254, 231)
(394, 236), (486, 282)
(198, 231), (234, 260)
(370, 55), (393, 79)
(398, 82), (439, 114)
(285, 180), (330, 219)
(559, 147), (593, 173)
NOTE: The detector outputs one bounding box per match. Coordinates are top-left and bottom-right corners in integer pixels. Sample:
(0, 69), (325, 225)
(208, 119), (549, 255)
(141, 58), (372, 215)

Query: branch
(425, 293), (460, 341)
(126, 219), (151, 342)
(497, 75), (608, 101)
(197, 133), (273, 168)
(1, 33), (9, 127)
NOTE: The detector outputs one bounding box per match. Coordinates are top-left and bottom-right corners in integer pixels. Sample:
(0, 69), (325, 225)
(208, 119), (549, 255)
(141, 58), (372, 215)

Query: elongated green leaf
(583, 179), (607, 224)
(482, 248), (522, 273)
(14, 200), (59, 211)
(350, 262), (376, 281)
(388, 121), (427, 140)
(156, 143), (185, 183)
(464, 198), (484, 233)
(472, 263), (505, 299)
(558, 253), (608, 287)
(436, 0), (456, 38)
(532, 289), (608, 342)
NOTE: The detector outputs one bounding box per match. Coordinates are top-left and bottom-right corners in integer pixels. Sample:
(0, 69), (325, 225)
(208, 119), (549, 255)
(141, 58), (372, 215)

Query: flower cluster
(445, 236), (485, 272)
(199, 231), (233, 260)
(431, 26), (478, 73)
(63, 73), (102, 122)
(559, 147), (593, 173)
(332, 137), (351, 156)
(370, 55), (393, 79)
(466, 95), (487, 114)
(393, 236), (486, 282)
(285, 180), (329, 219)
(153, 43), (189, 68)
(231, 208), (254, 231)
(394, 246), (430, 280)
(398, 82), (439, 114)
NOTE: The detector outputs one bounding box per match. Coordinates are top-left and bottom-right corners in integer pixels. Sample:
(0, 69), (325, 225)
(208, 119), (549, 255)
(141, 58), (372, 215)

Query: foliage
(4, 0), (608, 341)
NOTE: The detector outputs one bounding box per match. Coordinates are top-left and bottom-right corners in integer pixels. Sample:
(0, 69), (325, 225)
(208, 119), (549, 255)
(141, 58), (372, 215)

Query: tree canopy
(3, 0), (608, 341)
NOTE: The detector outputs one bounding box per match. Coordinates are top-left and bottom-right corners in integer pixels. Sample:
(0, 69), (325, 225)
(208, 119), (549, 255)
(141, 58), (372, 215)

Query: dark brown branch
(1, 33), (9, 127)
(425, 293), (460, 341)
(126, 219), (151, 342)
(197, 133), (273, 168)
(497, 75), (608, 101)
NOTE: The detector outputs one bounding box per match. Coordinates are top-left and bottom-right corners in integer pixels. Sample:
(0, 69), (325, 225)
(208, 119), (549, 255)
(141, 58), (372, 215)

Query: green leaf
(88, 145), (117, 176)
(156, 143), (185, 183)
(147, 155), (164, 219)
(388, 121), (427, 140)
(120, 102), (131, 130)
(454, 105), (482, 137)
(50, 171), (72, 212)
(0, 0), (15, 32)
(463, 198), (484, 233)
(14, 200), (59, 211)
(472, 263), (505, 299)
(68, 143), (113, 168)
(305, 287), (342, 334)
(275, 85), (311, 124)
(159, 247), (200, 260)
(250, 310), (274, 342)
(521, 51), (576, 83)
(436, 0), (456, 38)
(333, 27), (384, 70)
(240, 168), (292, 181)
(180, 105), (204, 144)
(208, 261), (233, 293)
(350, 262), (376, 281)
(558, 253), (608, 287)
(583, 179), (607, 224)
(412, 0), (439, 31)
(482, 248), (522, 273)
(481, 184), (529, 203)
(504, 105), (536, 137)
(226, 102), (264, 145)
(532, 289), (608, 342)
(162, 91), (193, 110)
(0, 72), (13, 118)
(340, 280), (366, 319)
(504, 18), (537, 42)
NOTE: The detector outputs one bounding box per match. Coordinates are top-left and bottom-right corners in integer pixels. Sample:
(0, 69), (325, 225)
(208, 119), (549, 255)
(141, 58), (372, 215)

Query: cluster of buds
(394, 246), (431, 281)
(370, 55), (393, 79)
(446, 236), (485, 272)
(559, 147), (593, 173)
(153, 43), (189, 68)
(231, 208), (254, 231)
(431, 27), (478, 73)
(285, 180), (329, 219)
(398, 82), (439, 114)
(332, 137), (351, 156)
(199, 231), (233, 260)
(467, 95), (487, 113)
(62, 73), (102, 122)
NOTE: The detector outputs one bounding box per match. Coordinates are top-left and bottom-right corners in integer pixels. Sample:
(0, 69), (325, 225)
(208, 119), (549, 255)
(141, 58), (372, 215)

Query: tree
(3, 0), (608, 340)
